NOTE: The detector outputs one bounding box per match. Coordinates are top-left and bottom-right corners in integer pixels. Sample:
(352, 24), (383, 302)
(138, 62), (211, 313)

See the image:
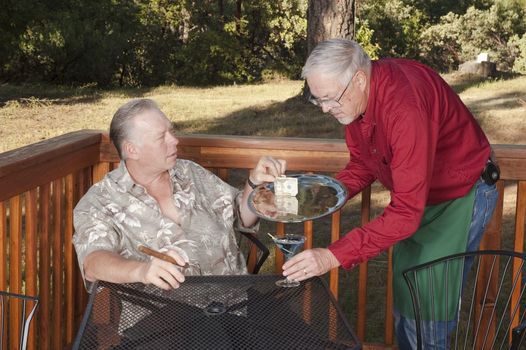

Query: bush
(419, 1), (526, 72)
(510, 33), (526, 74)
(357, 0), (427, 59)
(355, 19), (381, 60)
(0, 0), (306, 87)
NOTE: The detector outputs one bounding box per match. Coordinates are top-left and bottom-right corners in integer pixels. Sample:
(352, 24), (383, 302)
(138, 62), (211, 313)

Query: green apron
(393, 184), (476, 321)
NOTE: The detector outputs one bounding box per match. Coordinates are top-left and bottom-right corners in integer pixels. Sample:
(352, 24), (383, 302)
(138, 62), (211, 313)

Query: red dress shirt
(330, 59), (490, 268)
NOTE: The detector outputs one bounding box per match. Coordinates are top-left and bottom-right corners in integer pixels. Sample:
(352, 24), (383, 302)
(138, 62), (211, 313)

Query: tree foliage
(509, 33), (526, 73)
(1, 0), (525, 86)
(356, 0), (526, 73)
(357, 0), (426, 59)
(419, 1), (526, 71)
(0, 0), (306, 86)
(403, 0), (493, 22)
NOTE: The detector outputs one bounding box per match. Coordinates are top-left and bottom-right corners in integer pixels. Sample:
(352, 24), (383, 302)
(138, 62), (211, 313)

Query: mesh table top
(73, 275), (361, 350)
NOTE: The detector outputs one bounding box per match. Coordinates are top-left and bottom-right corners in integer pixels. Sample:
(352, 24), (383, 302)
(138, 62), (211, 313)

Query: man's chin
(335, 116), (354, 125)
(331, 112), (355, 125)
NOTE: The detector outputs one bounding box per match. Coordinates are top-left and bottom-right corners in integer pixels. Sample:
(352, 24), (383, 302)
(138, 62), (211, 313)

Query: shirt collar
(109, 161), (182, 193)
(109, 161), (136, 192)
(361, 60), (378, 126)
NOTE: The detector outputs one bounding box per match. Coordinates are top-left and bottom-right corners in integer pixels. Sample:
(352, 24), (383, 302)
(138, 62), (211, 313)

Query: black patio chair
(237, 227), (269, 274)
(0, 291), (39, 350)
(403, 250), (526, 349)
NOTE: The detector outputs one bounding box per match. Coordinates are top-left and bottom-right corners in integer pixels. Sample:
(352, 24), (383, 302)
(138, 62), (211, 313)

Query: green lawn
(1, 74), (525, 153)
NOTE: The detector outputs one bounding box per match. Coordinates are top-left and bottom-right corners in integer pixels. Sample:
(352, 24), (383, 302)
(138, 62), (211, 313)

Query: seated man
(73, 98), (285, 290)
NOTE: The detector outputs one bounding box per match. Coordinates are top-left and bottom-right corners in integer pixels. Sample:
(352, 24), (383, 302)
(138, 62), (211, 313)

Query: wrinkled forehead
(130, 109), (170, 137)
(307, 72), (343, 99)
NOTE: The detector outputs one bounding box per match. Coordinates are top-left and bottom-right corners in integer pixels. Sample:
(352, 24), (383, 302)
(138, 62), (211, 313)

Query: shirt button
(372, 149), (377, 153)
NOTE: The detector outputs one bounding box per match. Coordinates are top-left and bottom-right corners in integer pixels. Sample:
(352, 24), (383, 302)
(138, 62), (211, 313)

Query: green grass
(1, 74), (525, 154)
(0, 80), (342, 153)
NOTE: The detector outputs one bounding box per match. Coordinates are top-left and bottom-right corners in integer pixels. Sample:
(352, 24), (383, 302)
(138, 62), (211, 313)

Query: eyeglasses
(308, 76), (353, 109)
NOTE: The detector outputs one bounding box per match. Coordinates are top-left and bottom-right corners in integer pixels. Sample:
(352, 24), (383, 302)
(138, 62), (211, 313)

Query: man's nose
(321, 103), (331, 114)
(169, 133), (179, 145)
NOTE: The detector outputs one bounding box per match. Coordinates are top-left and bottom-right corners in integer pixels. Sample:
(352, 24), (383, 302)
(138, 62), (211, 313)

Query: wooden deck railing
(0, 130), (525, 349)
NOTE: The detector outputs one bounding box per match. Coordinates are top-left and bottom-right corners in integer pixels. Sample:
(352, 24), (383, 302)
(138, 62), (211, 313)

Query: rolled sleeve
(330, 110), (435, 268)
(73, 204), (120, 284)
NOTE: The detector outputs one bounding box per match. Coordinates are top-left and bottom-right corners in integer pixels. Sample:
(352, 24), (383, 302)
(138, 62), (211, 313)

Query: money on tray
(274, 175), (298, 197)
(275, 195), (299, 215)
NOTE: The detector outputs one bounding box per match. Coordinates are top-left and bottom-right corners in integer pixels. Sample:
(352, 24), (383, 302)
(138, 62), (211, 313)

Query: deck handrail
(0, 130), (525, 349)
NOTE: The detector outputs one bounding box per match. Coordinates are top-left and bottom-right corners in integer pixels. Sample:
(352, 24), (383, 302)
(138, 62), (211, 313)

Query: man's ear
(123, 140), (139, 160)
(355, 70), (367, 92)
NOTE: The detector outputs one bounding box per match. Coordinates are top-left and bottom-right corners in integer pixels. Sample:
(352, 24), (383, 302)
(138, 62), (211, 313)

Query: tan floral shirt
(73, 160), (252, 285)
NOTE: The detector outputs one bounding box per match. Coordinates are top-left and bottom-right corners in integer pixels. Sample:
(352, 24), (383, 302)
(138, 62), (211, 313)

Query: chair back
(403, 250), (526, 349)
(0, 291), (39, 350)
(237, 228), (269, 274)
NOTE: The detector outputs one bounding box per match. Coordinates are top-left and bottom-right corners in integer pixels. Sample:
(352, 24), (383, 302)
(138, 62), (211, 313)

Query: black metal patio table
(72, 275), (361, 350)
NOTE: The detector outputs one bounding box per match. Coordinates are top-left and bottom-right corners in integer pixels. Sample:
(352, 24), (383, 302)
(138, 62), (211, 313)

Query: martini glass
(271, 233), (306, 287)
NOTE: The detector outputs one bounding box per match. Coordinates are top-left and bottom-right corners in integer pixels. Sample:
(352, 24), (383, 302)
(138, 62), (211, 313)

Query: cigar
(138, 244), (186, 266)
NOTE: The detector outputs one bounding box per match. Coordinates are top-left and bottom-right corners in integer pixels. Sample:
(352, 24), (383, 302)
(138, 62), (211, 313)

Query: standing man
(73, 99), (286, 291)
(282, 39), (499, 348)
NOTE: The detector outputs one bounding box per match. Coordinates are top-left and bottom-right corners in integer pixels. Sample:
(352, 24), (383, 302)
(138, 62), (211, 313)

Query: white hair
(110, 98), (162, 159)
(302, 39), (371, 85)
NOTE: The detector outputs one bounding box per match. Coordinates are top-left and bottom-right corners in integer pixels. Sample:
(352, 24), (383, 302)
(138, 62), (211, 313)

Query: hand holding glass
(269, 233), (306, 287)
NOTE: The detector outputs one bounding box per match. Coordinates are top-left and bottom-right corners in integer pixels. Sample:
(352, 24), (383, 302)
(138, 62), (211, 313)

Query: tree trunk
(304, 0), (355, 97)
(307, 0), (355, 56)
(218, 0), (224, 22)
(178, 6), (191, 44)
(236, 0), (242, 33)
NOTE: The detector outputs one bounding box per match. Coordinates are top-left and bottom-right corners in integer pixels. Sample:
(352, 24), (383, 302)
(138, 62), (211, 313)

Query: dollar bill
(274, 175), (298, 197)
(275, 195), (299, 215)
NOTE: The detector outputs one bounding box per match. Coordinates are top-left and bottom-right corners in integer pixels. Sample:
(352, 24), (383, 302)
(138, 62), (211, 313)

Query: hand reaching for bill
(249, 156), (287, 186)
(282, 248), (341, 282)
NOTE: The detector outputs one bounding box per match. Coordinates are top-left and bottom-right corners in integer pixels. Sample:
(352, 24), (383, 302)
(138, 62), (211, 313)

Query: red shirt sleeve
(336, 126), (376, 199)
(330, 106), (437, 268)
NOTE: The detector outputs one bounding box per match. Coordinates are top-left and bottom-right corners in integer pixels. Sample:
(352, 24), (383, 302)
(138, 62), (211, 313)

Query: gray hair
(301, 39), (371, 85)
(110, 98), (161, 159)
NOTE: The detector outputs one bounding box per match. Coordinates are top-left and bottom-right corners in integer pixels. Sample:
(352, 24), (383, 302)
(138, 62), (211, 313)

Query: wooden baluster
(328, 210), (342, 343)
(39, 184), (51, 350)
(275, 222), (285, 273)
(357, 186), (371, 341)
(93, 162), (110, 183)
(218, 168), (228, 182)
(303, 172), (314, 250)
(476, 180), (504, 348)
(385, 247), (394, 346)
(65, 174), (75, 343)
(52, 179), (63, 349)
(0, 201), (7, 350)
(9, 195), (22, 350)
(330, 210), (341, 298)
(511, 181), (526, 342)
(25, 189), (38, 350)
(76, 168), (90, 323)
(304, 220), (313, 250)
(303, 220), (314, 327)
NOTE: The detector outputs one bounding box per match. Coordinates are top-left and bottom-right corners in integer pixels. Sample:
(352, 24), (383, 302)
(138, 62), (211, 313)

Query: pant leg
(394, 309), (456, 350)
(394, 180), (498, 349)
(465, 180), (499, 252)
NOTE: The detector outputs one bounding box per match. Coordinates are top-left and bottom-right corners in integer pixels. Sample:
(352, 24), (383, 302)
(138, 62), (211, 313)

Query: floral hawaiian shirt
(73, 160), (252, 285)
